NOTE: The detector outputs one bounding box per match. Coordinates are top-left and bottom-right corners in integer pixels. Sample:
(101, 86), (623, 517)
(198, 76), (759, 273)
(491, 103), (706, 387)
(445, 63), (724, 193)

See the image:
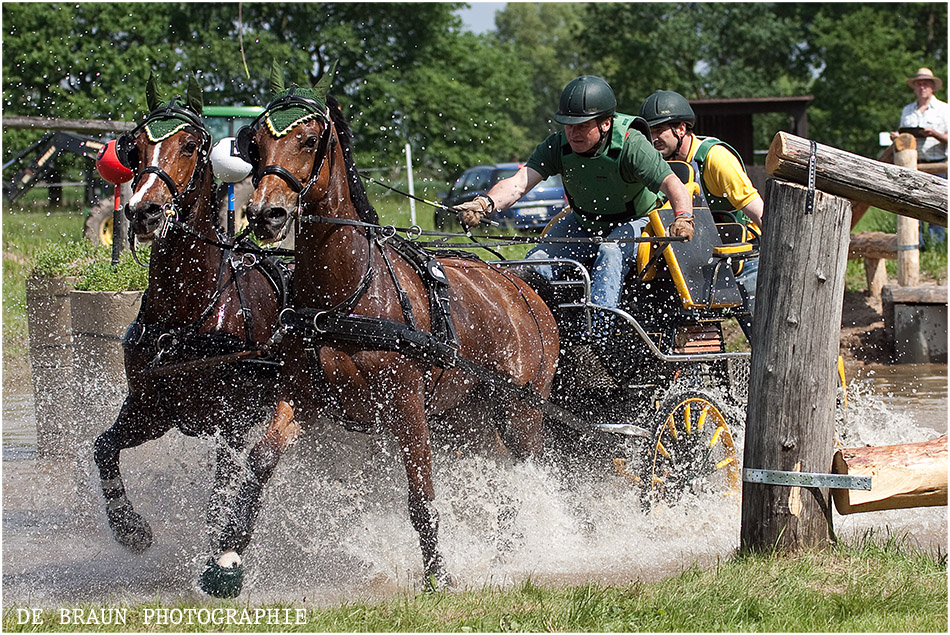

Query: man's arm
(661, 173), (696, 240)
(923, 127), (949, 144)
(455, 166), (544, 226)
(741, 196), (765, 228)
(485, 166), (544, 210)
(659, 173), (692, 216)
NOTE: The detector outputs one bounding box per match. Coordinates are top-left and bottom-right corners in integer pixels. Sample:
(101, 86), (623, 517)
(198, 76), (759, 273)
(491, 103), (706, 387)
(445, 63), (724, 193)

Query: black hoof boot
(199, 558), (244, 598)
(107, 502), (153, 554)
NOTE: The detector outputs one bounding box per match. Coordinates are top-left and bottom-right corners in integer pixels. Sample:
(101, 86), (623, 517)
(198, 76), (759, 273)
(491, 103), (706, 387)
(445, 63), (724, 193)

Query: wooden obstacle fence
(832, 435), (948, 514)
(740, 132), (947, 554)
(846, 133), (947, 296)
(848, 231), (897, 298)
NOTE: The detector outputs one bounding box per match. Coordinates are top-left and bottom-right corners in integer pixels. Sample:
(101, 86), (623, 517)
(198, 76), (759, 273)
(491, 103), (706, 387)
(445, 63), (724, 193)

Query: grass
(847, 206), (948, 293)
(2, 533), (945, 632)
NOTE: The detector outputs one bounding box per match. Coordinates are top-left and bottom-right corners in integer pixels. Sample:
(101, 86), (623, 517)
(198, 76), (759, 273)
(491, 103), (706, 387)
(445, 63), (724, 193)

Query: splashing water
(2, 364), (945, 607)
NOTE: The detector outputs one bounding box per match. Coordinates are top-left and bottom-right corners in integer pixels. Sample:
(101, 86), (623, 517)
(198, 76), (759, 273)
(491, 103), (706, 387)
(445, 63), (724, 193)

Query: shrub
(30, 242), (150, 291)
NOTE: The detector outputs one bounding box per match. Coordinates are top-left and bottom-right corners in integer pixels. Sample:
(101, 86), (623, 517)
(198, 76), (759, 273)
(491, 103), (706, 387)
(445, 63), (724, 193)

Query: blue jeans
(526, 213), (649, 309)
(736, 257), (758, 315)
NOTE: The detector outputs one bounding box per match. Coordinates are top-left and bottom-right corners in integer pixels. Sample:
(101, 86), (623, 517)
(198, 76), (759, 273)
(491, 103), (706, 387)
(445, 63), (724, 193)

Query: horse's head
(121, 74), (212, 239)
(238, 60), (359, 244)
(238, 88), (337, 243)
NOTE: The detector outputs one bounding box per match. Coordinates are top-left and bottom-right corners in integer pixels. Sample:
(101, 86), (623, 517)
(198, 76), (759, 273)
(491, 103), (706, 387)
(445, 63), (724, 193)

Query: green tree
(581, 3), (810, 106)
(2, 2), (537, 185)
(353, 31), (534, 181)
(494, 3), (594, 140)
(784, 3), (948, 156)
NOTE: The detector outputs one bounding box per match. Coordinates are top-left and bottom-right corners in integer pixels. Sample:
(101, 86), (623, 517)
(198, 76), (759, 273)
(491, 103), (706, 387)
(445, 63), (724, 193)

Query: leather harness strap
(279, 308), (592, 434)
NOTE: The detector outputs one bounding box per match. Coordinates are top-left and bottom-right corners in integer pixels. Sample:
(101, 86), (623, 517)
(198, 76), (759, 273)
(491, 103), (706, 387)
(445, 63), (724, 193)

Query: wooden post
(865, 258), (888, 298)
(741, 179), (852, 553)
(893, 134), (920, 287)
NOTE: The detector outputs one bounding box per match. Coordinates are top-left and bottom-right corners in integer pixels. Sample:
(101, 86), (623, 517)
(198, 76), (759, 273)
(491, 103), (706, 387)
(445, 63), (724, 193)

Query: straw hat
(906, 67), (943, 90)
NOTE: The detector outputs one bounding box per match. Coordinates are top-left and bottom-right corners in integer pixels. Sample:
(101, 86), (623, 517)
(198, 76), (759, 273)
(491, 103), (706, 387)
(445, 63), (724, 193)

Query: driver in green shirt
(456, 75), (693, 330)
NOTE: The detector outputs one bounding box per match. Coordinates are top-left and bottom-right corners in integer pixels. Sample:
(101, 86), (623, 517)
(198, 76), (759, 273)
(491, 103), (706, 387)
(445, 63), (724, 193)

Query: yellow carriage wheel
(649, 391), (739, 503)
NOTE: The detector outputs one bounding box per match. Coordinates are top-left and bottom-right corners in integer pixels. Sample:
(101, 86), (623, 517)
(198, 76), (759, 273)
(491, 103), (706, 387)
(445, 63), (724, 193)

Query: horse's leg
(494, 400), (545, 556)
(199, 400), (298, 598)
(206, 429), (247, 544)
(499, 400), (544, 459)
(390, 391), (451, 589)
(93, 399), (171, 553)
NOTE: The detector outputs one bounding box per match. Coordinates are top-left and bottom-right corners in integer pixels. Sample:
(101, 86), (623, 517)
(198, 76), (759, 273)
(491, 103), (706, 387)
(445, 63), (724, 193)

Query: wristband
(674, 210), (693, 218)
(476, 194), (496, 214)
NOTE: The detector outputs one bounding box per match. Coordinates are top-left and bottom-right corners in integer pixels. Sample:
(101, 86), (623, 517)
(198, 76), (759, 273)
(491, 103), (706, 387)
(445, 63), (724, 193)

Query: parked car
(437, 163), (567, 231)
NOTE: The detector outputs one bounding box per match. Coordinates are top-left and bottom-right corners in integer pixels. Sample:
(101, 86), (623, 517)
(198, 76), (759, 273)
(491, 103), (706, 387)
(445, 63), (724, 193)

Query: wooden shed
(689, 96), (814, 192)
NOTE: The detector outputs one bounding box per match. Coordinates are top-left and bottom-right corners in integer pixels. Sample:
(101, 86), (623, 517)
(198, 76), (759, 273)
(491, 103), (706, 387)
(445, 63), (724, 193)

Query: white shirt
(899, 96), (949, 162)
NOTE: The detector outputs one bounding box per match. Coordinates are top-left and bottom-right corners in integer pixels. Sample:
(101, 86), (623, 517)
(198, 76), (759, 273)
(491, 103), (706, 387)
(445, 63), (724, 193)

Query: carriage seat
(636, 207), (748, 310)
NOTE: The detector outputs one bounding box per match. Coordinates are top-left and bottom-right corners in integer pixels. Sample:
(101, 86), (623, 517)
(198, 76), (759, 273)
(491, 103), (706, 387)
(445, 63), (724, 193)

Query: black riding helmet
(638, 90), (695, 128)
(554, 76), (617, 125)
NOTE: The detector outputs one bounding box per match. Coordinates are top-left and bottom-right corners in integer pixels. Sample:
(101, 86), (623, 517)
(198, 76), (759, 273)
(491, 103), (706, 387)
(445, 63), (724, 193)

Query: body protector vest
(560, 113), (659, 230)
(690, 136), (749, 222)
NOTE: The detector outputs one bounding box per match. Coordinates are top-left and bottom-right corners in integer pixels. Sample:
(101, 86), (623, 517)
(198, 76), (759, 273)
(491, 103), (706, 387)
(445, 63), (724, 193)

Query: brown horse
(93, 77), (286, 556)
(197, 74), (559, 597)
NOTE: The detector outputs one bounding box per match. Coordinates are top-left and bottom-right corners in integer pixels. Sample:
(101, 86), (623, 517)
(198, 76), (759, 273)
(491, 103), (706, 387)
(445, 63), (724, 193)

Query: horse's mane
(327, 94), (378, 224)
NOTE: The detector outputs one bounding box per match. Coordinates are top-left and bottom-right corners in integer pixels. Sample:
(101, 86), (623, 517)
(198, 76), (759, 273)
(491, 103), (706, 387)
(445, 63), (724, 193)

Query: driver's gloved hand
(669, 212), (694, 241)
(455, 195), (494, 228)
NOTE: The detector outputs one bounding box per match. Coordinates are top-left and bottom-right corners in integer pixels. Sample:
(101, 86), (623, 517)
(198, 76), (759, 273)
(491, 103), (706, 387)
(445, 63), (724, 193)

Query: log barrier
(832, 435), (948, 514)
(741, 132), (948, 553)
(767, 132), (947, 227)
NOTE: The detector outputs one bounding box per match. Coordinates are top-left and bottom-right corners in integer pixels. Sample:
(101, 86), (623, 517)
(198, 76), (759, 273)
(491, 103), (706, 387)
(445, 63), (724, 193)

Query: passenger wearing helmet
(456, 76), (693, 320)
(640, 89), (763, 322)
(639, 90), (764, 229)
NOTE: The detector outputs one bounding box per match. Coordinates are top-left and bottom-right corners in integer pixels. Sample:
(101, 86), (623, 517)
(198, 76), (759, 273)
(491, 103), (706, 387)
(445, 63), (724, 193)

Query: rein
(296, 211), (687, 250)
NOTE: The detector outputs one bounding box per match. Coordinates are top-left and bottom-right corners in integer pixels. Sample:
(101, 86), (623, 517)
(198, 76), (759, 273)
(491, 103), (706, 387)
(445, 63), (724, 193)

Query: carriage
(496, 184), (756, 502)
(96, 68), (757, 598)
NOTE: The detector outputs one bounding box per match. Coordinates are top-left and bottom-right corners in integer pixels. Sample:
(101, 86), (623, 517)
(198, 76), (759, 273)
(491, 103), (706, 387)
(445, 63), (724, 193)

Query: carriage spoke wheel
(649, 391), (739, 504)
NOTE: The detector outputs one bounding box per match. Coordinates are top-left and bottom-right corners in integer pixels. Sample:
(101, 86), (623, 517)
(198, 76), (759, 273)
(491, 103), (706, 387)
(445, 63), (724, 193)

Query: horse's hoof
(107, 505), (153, 554)
(199, 558), (244, 598)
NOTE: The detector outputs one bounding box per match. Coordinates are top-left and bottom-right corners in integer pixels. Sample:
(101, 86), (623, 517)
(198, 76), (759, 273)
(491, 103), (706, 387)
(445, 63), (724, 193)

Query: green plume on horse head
(145, 71), (203, 115)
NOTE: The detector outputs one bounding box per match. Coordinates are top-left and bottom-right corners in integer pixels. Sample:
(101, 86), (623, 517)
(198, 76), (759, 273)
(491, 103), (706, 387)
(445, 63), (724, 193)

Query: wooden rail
(767, 132), (947, 227)
(2, 115), (134, 134)
(832, 435), (948, 514)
